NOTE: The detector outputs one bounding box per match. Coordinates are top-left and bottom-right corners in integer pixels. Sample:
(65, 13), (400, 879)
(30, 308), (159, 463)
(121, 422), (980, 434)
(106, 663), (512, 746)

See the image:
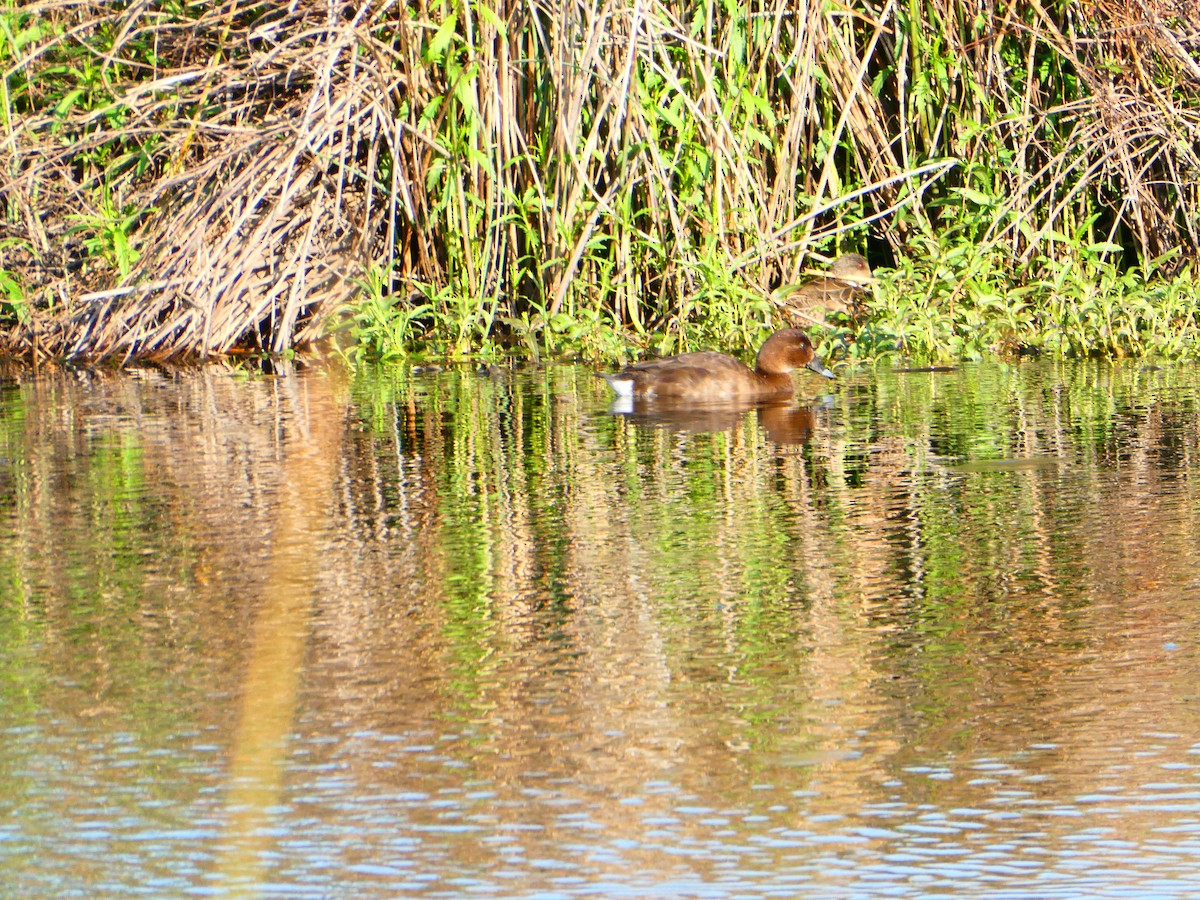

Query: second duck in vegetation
(601, 328), (834, 402)
(777, 252), (877, 322)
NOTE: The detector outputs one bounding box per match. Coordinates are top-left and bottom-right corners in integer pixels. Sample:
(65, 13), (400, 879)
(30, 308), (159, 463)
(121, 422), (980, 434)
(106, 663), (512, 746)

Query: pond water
(3, 357), (1200, 898)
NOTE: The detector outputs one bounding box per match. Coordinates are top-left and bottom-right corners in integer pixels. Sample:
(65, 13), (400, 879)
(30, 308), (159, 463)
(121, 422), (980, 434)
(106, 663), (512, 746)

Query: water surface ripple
(1, 360), (1200, 897)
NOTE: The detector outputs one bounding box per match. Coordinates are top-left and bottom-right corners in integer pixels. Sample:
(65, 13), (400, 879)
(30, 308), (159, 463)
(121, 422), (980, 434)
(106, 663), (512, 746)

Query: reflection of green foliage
(0, 394), (207, 842)
(0, 389), (42, 733)
(0, 393), (205, 745)
(346, 357), (1200, 758)
(0, 559), (41, 721)
(2, 355), (1198, 824)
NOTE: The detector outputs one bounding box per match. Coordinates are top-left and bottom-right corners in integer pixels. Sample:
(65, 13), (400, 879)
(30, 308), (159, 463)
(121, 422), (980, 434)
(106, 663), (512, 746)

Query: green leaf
(477, 4), (507, 40)
(746, 126), (773, 150)
(426, 13), (458, 61)
(15, 23), (46, 50)
(953, 187), (994, 207)
(0, 271), (23, 304)
(658, 94), (684, 133)
(54, 88), (84, 118)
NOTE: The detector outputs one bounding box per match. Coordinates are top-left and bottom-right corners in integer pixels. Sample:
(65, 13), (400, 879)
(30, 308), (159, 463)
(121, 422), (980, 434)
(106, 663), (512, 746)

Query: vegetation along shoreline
(2, 0), (1198, 365)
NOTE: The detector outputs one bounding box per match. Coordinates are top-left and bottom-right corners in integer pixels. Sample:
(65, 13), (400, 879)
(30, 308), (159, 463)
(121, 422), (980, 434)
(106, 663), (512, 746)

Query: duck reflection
(609, 399), (818, 446)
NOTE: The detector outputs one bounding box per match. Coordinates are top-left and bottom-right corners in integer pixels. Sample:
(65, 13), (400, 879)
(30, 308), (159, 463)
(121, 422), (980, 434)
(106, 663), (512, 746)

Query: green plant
(66, 187), (149, 279)
(0, 239), (29, 326)
(340, 265), (437, 363)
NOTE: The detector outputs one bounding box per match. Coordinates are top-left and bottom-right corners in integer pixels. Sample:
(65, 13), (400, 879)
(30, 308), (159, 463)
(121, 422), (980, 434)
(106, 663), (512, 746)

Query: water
(2, 358), (1200, 897)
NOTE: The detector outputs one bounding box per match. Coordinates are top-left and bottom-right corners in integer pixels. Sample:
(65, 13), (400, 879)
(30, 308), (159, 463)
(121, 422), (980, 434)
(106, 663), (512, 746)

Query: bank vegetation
(2, 0), (1199, 362)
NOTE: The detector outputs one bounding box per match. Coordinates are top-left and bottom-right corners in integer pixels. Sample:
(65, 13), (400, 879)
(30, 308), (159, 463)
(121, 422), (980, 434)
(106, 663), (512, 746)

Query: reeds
(2, 0), (1199, 361)
(3, 0), (399, 358)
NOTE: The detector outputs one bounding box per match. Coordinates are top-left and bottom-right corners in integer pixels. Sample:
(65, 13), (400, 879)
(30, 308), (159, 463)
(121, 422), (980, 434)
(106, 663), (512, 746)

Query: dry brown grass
(2, 0), (1199, 360)
(4, 0), (401, 359)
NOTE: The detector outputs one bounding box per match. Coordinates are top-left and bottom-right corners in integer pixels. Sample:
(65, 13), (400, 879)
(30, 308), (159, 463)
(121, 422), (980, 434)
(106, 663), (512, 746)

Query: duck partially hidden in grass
(601, 328), (834, 403)
(777, 253), (876, 324)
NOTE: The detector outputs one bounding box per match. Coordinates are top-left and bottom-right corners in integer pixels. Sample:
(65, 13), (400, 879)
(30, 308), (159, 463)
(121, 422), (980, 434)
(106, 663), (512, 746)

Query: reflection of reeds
(216, 365), (347, 889)
(0, 364), (348, 723)
(327, 363), (1200, 790)
(5, 360), (1200, 850)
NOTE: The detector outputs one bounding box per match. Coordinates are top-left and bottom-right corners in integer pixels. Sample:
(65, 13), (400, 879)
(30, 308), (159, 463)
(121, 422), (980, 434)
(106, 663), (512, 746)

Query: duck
(777, 253), (876, 322)
(601, 328), (833, 402)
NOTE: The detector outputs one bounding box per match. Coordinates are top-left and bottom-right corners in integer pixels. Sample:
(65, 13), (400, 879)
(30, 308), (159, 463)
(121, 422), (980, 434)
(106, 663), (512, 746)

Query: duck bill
(807, 357), (835, 379)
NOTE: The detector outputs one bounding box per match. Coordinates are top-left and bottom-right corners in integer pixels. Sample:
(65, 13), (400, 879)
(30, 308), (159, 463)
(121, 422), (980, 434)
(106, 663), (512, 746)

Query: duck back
(601, 328), (832, 403)
(604, 351), (792, 401)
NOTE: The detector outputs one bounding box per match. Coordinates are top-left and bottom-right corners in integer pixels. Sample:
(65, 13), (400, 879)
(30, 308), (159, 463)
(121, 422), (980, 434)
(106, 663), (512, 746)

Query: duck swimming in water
(601, 328), (834, 403)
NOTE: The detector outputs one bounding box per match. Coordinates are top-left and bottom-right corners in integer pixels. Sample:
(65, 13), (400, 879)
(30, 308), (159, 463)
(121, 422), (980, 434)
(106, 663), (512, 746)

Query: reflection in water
(215, 367), (347, 892)
(1, 360), (1200, 896)
(610, 398), (820, 445)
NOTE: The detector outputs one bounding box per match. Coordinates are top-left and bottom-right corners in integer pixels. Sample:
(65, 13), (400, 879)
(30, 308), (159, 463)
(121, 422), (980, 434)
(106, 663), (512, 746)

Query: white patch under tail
(603, 375), (636, 399)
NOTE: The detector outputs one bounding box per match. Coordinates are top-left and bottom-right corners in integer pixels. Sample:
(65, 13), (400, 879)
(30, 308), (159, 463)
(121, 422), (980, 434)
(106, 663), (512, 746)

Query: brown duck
(601, 328), (833, 402)
(777, 253), (876, 321)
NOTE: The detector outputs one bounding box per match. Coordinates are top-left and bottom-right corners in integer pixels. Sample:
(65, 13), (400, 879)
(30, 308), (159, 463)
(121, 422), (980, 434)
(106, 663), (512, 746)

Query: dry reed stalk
(925, 0), (1200, 265)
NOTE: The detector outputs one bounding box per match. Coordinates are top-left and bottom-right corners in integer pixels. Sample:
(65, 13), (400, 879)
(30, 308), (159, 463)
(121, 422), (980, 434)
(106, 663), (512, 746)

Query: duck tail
(599, 373), (636, 398)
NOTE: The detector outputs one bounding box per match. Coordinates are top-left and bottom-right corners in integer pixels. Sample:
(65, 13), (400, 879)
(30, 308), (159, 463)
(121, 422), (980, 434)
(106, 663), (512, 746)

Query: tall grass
(2, 0), (1199, 361)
